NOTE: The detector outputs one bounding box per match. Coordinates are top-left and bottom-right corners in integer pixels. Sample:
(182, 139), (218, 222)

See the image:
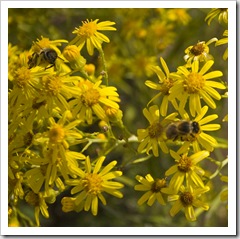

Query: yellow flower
(163, 150), (209, 193)
(40, 73), (83, 114)
(137, 105), (178, 156)
(215, 30), (228, 60)
(169, 60), (225, 116)
(8, 51), (49, 112)
(70, 19), (116, 55)
(69, 79), (120, 124)
(145, 57), (178, 116)
(183, 38), (218, 67)
(205, 8), (228, 25)
(174, 106), (221, 153)
(25, 191), (50, 226)
(168, 185), (210, 221)
(65, 156), (124, 216)
(134, 174), (167, 206)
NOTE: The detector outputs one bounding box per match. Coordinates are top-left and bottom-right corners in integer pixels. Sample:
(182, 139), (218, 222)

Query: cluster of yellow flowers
(136, 8), (228, 222)
(8, 19), (125, 226)
(8, 8), (228, 227)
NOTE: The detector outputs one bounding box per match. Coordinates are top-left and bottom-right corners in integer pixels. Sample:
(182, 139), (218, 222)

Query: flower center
(23, 132), (33, 147)
(162, 78), (174, 95)
(81, 88), (100, 107)
(78, 20), (97, 38)
(180, 191), (194, 207)
(148, 121), (164, 138)
(49, 125), (65, 143)
(190, 43), (205, 56)
(32, 37), (51, 52)
(42, 75), (63, 95)
(184, 72), (205, 93)
(15, 67), (32, 88)
(151, 178), (167, 192)
(32, 99), (47, 109)
(82, 173), (103, 195)
(178, 155), (192, 172)
(25, 191), (39, 206)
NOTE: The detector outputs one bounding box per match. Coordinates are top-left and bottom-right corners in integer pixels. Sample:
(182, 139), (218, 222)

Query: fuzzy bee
(28, 42), (62, 69)
(165, 120), (200, 141)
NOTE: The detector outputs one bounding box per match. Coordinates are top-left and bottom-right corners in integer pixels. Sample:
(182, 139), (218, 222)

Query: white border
(1, 1), (236, 236)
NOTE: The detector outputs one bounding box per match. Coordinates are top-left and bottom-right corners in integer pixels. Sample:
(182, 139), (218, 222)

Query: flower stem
(98, 47), (109, 85)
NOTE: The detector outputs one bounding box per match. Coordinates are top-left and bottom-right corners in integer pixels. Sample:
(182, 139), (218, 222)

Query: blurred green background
(8, 8), (228, 227)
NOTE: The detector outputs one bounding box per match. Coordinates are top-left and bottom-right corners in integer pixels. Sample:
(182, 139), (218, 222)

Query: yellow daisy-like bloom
(175, 106), (221, 153)
(168, 185), (210, 221)
(145, 57), (178, 116)
(25, 190), (50, 226)
(134, 174), (167, 206)
(163, 150), (209, 194)
(64, 156), (124, 216)
(69, 79), (120, 124)
(215, 30), (228, 60)
(137, 105), (178, 156)
(183, 38), (218, 67)
(8, 51), (49, 111)
(169, 60), (225, 116)
(40, 73), (82, 114)
(205, 8), (228, 25)
(70, 19), (116, 55)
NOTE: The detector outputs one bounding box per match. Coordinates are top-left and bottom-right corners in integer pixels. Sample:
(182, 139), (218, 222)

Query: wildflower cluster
(8, 8), (228, 227)
(8, 19), (124, 226)
(136, 8), (228, 222)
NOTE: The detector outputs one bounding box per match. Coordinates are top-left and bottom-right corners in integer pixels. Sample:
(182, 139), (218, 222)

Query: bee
(166, 120), (200, 141)
(28, 42), (61, 69)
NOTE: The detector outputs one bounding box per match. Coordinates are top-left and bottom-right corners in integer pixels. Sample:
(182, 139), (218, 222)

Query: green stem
(98, 47), (109, 85)
(208, 157), (228, 180)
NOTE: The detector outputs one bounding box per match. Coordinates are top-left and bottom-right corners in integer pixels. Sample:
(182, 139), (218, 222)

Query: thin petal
(185, 205), (196, 221)
(137, 191), (152, 205)
(199, 60), (214, 75)
(199, 114), (218, 125)
(203, 85), (221, 100)
(91, 196), (98, 216)
(170, 200), (182, 217)
(203, 71), (223, 80)
(93, 156), (105, 174)
(200, 91), (216, 109)
(201, 124), (221, 131)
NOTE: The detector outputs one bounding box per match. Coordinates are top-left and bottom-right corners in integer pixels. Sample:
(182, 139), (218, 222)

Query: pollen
(148, 121), (164, 138)
(49, 124), (65, 143)
(178, 155), (192, 172)
(81, 88), (100, 107)
(184, 72), (205, 93)
(190, 42), (205, 56)
(151, 178), (167, 192)
(77, 20), (98, 38)
(180, 191), (194, 207)
(82, 173), (103, 195)
(42, 75), (63, 95)
(25, 191), (39, 206)
(15, 67), (32, 88)
(33, 37), (51, 52)
(162, 78), (174, 95)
